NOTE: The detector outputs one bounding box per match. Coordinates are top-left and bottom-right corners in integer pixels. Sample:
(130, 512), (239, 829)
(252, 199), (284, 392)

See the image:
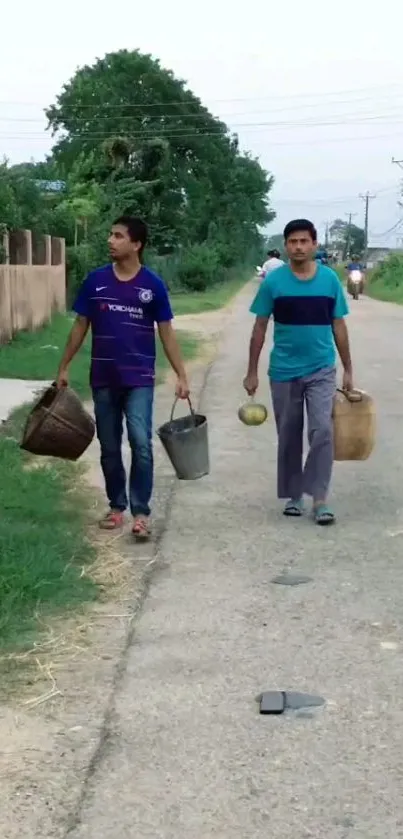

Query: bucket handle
(336, 387), (363, 403)
(170, 396), (196, 424)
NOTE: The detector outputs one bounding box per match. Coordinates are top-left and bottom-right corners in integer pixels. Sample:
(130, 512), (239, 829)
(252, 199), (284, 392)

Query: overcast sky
(1, 0), (403, 246)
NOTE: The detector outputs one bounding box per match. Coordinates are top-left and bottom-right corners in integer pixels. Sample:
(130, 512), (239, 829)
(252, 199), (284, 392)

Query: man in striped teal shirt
(244, 219), (353, 526)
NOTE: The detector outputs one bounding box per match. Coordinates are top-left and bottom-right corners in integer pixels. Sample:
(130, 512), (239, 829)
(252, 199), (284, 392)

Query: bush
(367, 255), (403, 303)
(175, 243), (221, 292)
(147, 250), (180, 291)
(66, 239), (248, 300)
(371, 255), (403, 288)
(149, 244), (223, 293)
(66, 244), (93, 303)
(66, 240), (107, 304)
(210, 240), (236, 269)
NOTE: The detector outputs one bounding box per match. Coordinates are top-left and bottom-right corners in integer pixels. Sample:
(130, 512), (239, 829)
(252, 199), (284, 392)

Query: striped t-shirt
(73, 264), (173, 388)
(250, 264), (349, 381)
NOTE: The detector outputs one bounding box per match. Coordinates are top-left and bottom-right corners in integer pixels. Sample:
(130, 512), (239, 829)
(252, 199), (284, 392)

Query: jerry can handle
(337, 387), (363, 403)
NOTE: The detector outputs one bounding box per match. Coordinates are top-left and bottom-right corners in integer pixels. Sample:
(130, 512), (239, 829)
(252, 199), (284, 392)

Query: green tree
(46, 49), (273, 273)
(330, 218), (365, 259)
(0, 160), (47, 230)
(1, 50), (274, 290)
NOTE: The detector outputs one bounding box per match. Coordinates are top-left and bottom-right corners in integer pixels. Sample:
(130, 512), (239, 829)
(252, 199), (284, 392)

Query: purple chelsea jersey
(73, 264), (173, 389)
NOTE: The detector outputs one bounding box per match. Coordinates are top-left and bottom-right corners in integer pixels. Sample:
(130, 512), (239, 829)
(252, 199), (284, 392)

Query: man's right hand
(56, 368), (69, 388)
(243, 372), (259, 396)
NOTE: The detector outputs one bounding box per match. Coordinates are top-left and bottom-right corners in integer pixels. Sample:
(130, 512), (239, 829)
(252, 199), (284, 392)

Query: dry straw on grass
(0, 522), (142, 708)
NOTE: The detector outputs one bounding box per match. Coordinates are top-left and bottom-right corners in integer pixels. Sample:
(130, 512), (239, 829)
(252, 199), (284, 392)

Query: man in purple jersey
(56, 216), (189, 541)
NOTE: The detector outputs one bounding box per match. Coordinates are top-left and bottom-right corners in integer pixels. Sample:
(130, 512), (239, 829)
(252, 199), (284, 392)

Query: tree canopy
(1, 49), (275, 292)
(330, 218), (365, 259)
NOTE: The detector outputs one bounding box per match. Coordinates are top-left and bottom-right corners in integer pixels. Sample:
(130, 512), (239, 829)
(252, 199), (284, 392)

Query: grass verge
(171, 274), (249, 316)
(366, 268), (403, 304)
(0, 313), (200, 397)
(366, 283), (403, 303)
(353, 256), (403, 304)
(0, 317), (200, 654)
(0, 314), (91, 397)
(0, 408), (97, 652)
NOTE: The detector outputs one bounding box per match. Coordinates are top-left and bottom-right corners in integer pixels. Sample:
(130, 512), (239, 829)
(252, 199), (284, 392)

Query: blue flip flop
(283, 499), (304, 518)
(314, 504), (335, 526)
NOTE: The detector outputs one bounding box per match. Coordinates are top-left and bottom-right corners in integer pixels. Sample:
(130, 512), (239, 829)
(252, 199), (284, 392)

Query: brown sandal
(99, 510), (125, 531)
(132, 516), (151, 542)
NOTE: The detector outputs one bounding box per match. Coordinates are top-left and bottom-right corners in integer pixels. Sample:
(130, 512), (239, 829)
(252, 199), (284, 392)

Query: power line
(3, 130), (403, 147)
(3, 116), (403, 141)
(2, 107), (403, 141)
(9, 103), (403, 125)
(0, 81), (401, 110)
(3, 103), (403, 126)
(371, 218), (403, 238)
(4, 108), (403, 128)
(2, 137), (395, 210)
(276, 186), (397, 205)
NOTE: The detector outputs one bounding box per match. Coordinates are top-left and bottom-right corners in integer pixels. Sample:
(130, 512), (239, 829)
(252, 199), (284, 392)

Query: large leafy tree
(1, 50), (274, 288)
(46, 50), (273, 260)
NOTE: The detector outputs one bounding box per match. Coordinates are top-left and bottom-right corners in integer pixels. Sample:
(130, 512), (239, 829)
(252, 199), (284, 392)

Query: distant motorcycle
(347, 269), (364, 300)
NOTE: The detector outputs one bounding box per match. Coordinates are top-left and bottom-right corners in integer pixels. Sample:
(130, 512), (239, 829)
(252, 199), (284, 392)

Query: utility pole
(392, 158), (403, 206)
(324, 221), (329, 249)
(344, 212), (357, 260)
(359, 192), (376, 267)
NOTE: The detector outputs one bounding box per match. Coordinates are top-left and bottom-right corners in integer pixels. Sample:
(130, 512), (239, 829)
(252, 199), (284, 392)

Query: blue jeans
(92, 387), (154, 517)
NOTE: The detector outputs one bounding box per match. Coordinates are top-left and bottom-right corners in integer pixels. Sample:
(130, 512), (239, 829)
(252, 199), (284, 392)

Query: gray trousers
(270, 366), (336, 502)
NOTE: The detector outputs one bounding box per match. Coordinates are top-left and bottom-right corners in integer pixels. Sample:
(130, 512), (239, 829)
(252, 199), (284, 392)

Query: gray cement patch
(271, 574), (313, 586)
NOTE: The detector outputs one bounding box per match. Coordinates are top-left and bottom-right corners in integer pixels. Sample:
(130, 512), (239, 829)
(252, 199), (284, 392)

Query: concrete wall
(0, 229), (66, 344)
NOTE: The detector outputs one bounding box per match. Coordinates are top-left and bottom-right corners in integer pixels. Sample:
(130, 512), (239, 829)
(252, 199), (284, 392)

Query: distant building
(35, 180), (66, 193)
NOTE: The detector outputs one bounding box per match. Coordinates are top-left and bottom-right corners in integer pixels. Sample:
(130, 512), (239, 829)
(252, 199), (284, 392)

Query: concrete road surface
(67, 289), (403, 839)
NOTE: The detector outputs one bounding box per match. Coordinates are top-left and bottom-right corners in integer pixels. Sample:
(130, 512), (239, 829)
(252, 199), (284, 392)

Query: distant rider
(259, 249), (285, 280)
(346, 257), (364, 279)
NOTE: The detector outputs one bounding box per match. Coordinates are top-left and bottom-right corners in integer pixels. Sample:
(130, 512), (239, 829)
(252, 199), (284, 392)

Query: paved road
(69, 288), (403, 839)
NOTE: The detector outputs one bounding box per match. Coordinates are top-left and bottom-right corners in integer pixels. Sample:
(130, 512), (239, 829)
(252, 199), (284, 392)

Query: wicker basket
(20, 384), (95, 461)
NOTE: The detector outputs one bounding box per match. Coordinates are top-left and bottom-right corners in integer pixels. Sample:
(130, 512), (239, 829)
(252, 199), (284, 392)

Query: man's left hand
(342, 369), (354, 392)
(175, 376), (190, 399)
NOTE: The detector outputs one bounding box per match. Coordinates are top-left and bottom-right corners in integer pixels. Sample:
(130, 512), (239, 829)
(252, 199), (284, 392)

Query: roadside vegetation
(0, 408), (96, 651)
(0, 46), (266, 657)
(171, 271), (249, 315)
(1, 50), (273, 301)
(0, 316), (198, 654)
(366, 255), (403, 304)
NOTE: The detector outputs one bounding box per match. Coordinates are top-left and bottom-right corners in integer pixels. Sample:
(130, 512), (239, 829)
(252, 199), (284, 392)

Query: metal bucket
(157, 397), (209, 480)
